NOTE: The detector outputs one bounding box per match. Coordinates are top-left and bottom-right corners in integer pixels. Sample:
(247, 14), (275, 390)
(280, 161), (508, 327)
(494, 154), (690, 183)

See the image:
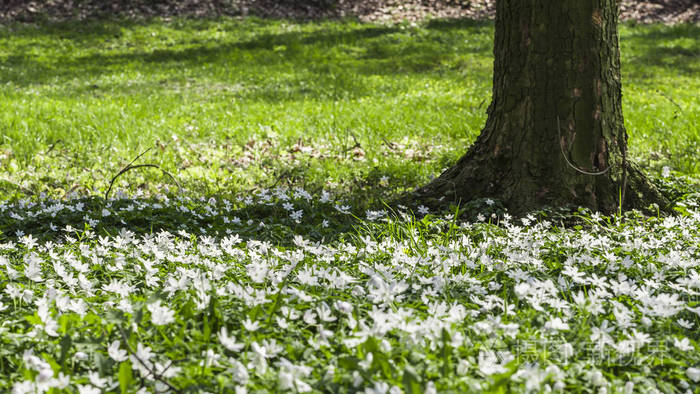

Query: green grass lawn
(0, 18), (697, 203)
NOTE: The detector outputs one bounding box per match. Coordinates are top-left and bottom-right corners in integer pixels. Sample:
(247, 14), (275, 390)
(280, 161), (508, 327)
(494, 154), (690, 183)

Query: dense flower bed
(0, 190), (699, 392)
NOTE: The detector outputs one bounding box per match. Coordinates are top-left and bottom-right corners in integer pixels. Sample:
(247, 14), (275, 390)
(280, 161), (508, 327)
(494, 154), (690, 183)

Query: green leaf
(25, 314), (42, 325)
(485, 359), (519, 393)
(133, 304), (144, 325)
(118, 361), (133, 394)
(104, 310), (125, 324)
(202, 313), (211, 344)
(338, 355), (360, 370)
(59, 334), (72, 371)
(402, 365), (422, 394)
(41, 353), (60, 375)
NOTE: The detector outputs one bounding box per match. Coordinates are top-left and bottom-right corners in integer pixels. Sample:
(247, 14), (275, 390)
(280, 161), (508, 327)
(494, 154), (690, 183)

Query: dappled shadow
(1, 19), (132, 40)
(623, 22), (700, 41)
(621, 23), (700, 77)
(0, 189), (400, 247)
(0, 148), (451, 246)
(425, 17), (492, 31)
(0, 17), (493, 101)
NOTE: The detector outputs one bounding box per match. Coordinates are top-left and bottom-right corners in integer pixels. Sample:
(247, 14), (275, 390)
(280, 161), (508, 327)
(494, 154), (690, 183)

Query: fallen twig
(656, 89), (683, 114)
(343, 132), (362, 154)
(117, 325), (182, 393)
(104, 148), (180, 200)
(381, 137), (398, 151)
(44, 139), (63, 155)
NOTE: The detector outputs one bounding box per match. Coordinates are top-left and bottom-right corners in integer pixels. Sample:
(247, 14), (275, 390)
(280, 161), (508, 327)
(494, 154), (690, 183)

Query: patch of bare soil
(0, 0), (698, 24)
(619, 0), (700, 24)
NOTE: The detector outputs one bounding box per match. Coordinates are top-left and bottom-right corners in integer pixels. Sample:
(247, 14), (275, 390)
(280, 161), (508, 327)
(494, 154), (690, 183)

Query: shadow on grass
(0, 17), (493, 101)
(621, 23), (700, 77)
(2, 152), (696, 247)
(0, 193), (383, 247)
(0, 157), (437, 246)
(424, 17), (492, 31)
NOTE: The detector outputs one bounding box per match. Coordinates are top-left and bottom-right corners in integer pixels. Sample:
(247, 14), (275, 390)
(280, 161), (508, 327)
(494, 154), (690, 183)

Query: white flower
(107, 341), (128, 362)
(249, 341), (271, 373)
(290, 210), (303, 222)
(103, 279), (135, 298)
(661, 166), (671, 178)
(335, 204), (351, 214)
(615, 339), (636, 355)
(36, 297), (59, 337)
(316, 302), (336, 323)
(154, 361), (181, 379)
(478, 350), (513, 376)
(677, 319), (695, 329)
(88, 371), (108, 388)
(20, 235), (37, 249)
(52, 372), (70, 389)
(674, 337), (694, 352)
(334, 301), (353, 314)
(12, 380), (35, 394)
(686, 367), (700, 382)
(277, 358), (312, 392)
(134, 343), (154, 364)
(303, 310), (317, 325)
(218, 327), (244, 352)
(200, 349), (223, 368)
(228, 359), (249, 384)
(147, 300), (175, 326)
(544, 317), (569, 331)
(589, 370), (606, 386)
(242, 318), (260, 332)
(639, 293), (684, 318)
(513, 365), (547, 392)
(364, 381), (394, 394)
(456, 358), (470, 375)
(366, 210), (386, 221)
(77, 385), (101, 394)
(629, 329), (652, 348)
(117, 299), (134, 314)
(560, 342), (574, 359)
(514, 283), (530, 298)
(23, 253), (43, 282)
(235, 386), (247, 394)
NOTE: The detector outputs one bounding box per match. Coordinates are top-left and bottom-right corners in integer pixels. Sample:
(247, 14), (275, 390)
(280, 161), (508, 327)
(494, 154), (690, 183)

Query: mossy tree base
(414, 154), (669, 216)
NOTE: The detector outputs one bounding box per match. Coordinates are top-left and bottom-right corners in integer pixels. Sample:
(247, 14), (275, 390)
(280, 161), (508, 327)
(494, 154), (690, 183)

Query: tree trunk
(416, 0), (667, 215)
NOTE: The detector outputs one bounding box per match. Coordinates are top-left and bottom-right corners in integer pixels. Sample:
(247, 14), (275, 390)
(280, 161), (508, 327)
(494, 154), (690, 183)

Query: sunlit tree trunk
(416, 0), (666, 215)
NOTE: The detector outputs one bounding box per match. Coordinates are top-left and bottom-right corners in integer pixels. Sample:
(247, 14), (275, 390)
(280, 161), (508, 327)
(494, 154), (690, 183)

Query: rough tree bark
(416, 0), (667, 215)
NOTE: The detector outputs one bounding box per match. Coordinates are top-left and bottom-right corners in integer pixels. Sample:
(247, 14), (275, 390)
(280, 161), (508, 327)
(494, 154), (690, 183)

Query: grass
(0, 15), (699, 393)
(0, 17), (490, 202)
(0, 17), (697, 203)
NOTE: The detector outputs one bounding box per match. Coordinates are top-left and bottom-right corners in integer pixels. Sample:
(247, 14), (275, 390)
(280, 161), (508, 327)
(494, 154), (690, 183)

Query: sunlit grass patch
(0, 19), (698, 201)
